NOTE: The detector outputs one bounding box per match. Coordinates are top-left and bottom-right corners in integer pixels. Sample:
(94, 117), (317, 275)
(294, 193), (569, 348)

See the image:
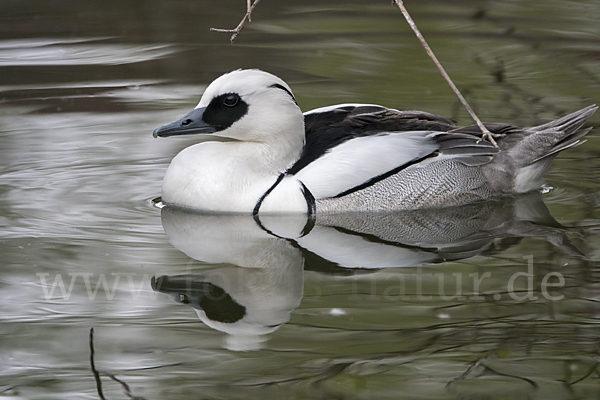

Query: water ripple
(0, 38), (178, 66)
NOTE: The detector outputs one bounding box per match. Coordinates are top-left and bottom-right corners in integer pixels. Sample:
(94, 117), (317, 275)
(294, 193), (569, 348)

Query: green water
(1, 0), (600, 399)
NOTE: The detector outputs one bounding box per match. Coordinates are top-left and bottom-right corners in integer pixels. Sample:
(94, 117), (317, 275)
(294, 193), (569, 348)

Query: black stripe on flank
(300, 182), (316, 216)
(253, 173), (286, 216)
(333, 151), (439, 198)
(270, 83), (297, 105)
(254, 174), (315, 216)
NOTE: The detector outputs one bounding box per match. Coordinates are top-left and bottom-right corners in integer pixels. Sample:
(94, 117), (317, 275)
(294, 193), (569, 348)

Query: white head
(154, 69), (305, 147)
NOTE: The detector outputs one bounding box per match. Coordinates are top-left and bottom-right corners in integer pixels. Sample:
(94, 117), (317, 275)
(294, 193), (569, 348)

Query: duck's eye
(179, 293), (190, 304)
(223, 94), (239, 107)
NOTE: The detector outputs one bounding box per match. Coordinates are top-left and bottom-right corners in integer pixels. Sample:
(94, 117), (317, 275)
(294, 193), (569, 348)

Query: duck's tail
(506, 105), (597, 193)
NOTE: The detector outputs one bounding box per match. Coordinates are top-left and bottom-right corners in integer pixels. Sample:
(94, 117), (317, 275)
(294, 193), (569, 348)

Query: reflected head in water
(153, 209), (305, 351)
(152, 275), (246, 324)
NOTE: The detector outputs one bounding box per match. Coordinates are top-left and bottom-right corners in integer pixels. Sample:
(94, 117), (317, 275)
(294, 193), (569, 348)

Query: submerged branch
(89, 328), (107, 400)
(89, 328), (148, 400)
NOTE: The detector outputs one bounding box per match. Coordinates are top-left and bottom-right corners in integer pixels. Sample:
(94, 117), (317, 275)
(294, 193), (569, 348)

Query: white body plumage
(153, 69), (596, 214)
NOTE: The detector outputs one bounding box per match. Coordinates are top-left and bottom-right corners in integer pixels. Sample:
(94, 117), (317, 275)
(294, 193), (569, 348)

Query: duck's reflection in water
(152, 213), (304, 351)
(152, 192), (581, 350)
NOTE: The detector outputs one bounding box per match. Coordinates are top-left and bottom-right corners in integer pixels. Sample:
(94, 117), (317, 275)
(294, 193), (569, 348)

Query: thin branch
(446, 355), (488, 386)
(393, 0), (502, 148)
(211, 0), (262, 43)
(106, 373), (148, 400)
(89, 328), (107, 400)
(89, 328), (148, 400)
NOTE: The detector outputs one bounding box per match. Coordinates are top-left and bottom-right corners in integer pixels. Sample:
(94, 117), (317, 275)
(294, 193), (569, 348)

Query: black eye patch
(202, 92), (249, 131)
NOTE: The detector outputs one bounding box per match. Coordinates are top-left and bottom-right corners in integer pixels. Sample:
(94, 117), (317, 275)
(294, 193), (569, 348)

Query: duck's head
(153, 69), (304, 144)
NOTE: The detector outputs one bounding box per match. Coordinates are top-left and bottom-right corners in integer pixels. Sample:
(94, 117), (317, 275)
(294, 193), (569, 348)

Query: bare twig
(105, 373), (148, 400)
(211, 0), (262, 43)
(89, 328), (148, 400)
(89, 328), (107, 400)
(393, 0), (502, 148)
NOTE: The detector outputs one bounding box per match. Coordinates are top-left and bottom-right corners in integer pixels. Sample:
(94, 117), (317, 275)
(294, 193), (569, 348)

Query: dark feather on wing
(288, 105), (456, 174)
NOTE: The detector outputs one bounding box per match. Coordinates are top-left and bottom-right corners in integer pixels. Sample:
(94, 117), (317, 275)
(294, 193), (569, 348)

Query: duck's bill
(153, 107), (217, 138)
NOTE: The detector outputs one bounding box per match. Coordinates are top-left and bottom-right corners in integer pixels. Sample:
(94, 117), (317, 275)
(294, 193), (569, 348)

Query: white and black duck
(153, 69), (596, 214)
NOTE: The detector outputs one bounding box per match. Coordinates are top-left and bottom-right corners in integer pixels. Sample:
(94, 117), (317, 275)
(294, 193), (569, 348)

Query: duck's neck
(251, 130), (305, 176)
(230, 105), (306, 176)
(162, 122), (305, 212)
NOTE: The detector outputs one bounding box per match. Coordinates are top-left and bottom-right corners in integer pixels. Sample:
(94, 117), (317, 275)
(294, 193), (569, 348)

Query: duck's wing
(288, 104), (501, 200)
(289, 104), (456, 174)
(428, 123), (513, 167)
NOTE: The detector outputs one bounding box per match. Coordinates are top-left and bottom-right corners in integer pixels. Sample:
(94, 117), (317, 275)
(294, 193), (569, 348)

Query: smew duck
(153, 69), (596, 214)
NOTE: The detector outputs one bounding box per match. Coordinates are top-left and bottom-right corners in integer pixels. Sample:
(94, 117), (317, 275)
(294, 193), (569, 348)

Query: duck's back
(289, 104), (596, 212)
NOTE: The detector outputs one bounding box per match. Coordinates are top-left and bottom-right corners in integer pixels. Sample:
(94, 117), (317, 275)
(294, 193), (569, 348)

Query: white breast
(162, 141), (279, 212)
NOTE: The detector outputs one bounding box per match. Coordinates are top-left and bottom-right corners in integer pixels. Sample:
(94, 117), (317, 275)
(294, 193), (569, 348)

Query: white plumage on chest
(162, 141), (278, 212)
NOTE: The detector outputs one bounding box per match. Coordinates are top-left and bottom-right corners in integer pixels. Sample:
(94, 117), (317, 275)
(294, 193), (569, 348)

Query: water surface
(1, 0), (600, 399)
